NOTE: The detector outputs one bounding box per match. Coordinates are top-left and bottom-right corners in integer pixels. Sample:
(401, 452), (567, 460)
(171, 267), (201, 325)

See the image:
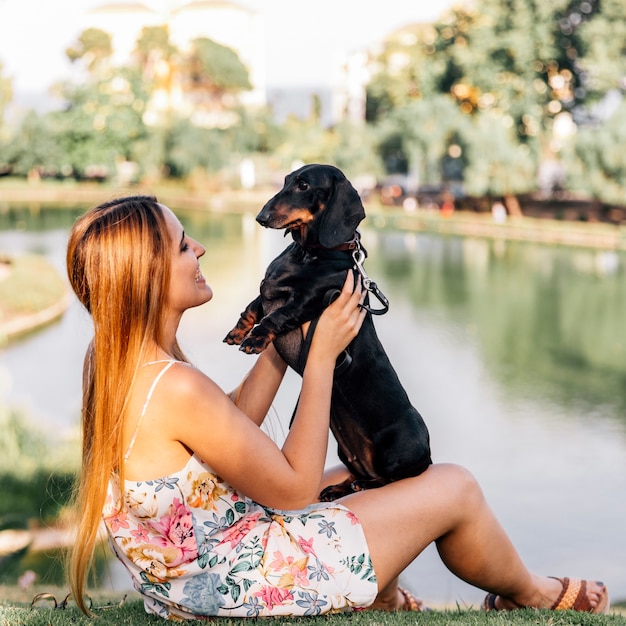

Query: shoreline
(2, 181), (624, 251)
(0, 292), (72, 344)
(366, 208), (626, 251)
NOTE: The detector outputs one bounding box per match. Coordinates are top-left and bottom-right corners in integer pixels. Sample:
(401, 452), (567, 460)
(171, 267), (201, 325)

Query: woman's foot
(398, 587), (426, 611)
(370, 586), (426, 611)
(484, 576), (609, 614)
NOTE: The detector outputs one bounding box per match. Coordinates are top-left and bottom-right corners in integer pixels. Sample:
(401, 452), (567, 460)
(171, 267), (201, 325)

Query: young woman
(66, 195), (609, 619)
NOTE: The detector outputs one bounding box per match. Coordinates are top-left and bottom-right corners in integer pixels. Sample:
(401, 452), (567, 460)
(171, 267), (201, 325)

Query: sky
(0, 0), (457, 96)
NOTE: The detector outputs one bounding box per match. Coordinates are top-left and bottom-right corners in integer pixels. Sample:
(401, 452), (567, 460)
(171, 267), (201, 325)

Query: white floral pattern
(104, 455), (377, 620)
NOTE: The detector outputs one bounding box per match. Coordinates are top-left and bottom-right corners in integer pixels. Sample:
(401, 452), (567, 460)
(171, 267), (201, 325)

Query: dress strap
(124, 360), (178, 463)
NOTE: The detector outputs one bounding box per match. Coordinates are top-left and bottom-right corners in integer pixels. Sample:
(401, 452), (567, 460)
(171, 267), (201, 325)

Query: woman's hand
(308, 271), (367, 365)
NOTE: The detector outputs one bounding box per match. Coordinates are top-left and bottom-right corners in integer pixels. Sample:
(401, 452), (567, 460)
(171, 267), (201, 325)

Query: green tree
(556, 0), (626, 205)
(364, 0), (626, 208)
(377, 96), (465, 184)
(562, 101), (626, 206)
(49, 66), (150, 180)
(188, 37), (251, 94)
(2, 110), (61, 177)
(65, 27), (113, 74)
(562, 0), (626, 106)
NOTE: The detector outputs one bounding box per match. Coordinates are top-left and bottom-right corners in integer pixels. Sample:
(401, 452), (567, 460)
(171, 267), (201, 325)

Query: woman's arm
(228, 343), (287, 426)
(171, 273), (366, 509)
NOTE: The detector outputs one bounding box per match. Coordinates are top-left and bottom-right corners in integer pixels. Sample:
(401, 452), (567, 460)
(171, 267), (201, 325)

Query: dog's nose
(256, 205), (270, 226)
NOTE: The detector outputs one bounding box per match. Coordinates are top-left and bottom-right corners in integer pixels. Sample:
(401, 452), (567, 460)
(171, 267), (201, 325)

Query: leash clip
(352, 245), (389, 315)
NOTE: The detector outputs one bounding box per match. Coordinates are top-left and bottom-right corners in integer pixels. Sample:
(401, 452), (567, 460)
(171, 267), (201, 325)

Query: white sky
(0, 0), (456, 94)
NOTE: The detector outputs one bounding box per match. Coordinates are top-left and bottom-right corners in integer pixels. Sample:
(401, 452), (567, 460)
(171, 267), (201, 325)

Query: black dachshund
(224, 164), (432, 500)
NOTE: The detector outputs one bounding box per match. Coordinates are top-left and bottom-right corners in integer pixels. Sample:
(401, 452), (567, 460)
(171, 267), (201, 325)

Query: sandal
(549, 577), (609, 613)
(398, 587), (427, 612)
(483, 577), (609, 614)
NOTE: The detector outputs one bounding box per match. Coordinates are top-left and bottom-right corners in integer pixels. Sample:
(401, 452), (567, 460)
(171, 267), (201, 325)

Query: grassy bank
(1, 588), (625, 626)
(0, 253), (69, 344)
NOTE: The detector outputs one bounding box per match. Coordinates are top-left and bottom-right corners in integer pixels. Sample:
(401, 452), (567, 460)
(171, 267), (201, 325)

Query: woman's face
(161, 204), (213, 313)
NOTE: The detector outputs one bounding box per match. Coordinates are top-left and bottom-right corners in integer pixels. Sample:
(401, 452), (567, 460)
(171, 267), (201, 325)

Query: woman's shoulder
(159, 361), (223, 399)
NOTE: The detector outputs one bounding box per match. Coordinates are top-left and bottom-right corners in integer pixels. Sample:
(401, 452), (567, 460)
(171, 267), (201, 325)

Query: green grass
(1, 586), (624, 626)
(0, 254), (67, 320)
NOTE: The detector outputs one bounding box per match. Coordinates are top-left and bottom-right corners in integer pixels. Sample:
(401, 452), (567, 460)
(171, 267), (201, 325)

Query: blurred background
(0, 0), (625, 612)
(0, 0), (624, 215)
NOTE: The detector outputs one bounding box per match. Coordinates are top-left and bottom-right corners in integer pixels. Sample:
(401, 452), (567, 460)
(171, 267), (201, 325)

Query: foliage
(461, 110), (537, 197)
(562, 102), (626, 205)
(2, 1), (626, 203)
(0, 401), (77, 525)
(572, 0), (626, 103)
(365, 0), (626, 203)
(376, 96), (465, 182)
(1, 111), (64, 177)
(189, 37), (252, 93)
(65, 28), (113, 73)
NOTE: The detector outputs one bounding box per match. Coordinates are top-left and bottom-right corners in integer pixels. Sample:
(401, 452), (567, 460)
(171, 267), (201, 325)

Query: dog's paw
(239, 332), (272, 354)
(319, 481), (354, 502)
(223, 328), (245, 345)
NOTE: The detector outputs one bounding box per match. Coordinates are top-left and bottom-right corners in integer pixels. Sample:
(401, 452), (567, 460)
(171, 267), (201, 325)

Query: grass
(0, 253), (69, 344)
(0, 254), (67, 319)
(1, 585), (625, 626)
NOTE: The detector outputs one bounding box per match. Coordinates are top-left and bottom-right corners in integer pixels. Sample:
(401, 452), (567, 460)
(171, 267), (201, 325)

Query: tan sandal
(398, 587), (427, 611)
(549, 577), (609, 613)
(483, 577), (609, 614)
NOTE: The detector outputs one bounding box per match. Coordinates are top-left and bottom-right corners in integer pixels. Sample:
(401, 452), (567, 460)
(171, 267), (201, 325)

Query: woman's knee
(427, 463), (485, 510)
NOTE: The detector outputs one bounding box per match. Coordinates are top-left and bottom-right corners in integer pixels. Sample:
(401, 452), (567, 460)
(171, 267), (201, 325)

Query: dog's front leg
(238, 295), (315, 354)
(223, 295), (263, 345)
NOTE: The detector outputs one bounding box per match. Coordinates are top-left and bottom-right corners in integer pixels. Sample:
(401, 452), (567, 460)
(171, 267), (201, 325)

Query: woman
(66, 195), (609, 619)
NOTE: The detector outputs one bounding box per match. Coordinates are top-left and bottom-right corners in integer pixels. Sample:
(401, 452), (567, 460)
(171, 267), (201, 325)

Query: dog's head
(256, 164), (365, 248)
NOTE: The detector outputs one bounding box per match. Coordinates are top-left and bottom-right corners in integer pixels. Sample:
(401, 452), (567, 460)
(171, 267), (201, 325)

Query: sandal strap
(398, 587), (422, 611)
(550, 577), (592, 611)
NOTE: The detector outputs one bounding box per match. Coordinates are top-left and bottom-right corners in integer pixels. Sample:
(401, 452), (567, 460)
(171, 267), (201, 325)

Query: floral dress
(103, 363), (378, 620)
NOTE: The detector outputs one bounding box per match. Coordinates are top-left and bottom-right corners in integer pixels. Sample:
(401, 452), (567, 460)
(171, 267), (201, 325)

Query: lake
(0, 203), (625, 608)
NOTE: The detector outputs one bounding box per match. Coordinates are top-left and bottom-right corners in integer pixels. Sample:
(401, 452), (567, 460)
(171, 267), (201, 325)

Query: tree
(49, 66), (150, 180)
(188, 37), (251, 94)
(66, 28), (113, 74)
(363, 0), (626, 209)
(182, 37), (252, 128)
(562, 101), (626, 206)
(2, 111), (62, 177)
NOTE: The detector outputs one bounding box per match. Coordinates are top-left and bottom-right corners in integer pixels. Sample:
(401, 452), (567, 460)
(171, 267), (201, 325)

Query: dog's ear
(319, 177), (366, 248)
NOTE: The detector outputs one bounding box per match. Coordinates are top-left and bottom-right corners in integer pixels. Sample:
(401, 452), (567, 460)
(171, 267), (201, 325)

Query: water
(0, 205), (625, 607)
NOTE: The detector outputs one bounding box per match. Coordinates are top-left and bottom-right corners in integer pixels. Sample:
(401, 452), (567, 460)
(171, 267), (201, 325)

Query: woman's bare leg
(341, 463), (606, 610)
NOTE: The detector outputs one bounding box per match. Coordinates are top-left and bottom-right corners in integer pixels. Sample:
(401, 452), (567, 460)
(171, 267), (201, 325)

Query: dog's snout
(256, 204), (271, 226)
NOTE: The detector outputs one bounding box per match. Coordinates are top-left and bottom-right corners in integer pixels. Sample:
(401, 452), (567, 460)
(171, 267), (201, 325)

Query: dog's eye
(297, 180), (309, 191)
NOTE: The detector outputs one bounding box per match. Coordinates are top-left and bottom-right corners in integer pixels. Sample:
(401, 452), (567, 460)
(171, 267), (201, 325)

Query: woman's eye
(181, 242), (189, 252)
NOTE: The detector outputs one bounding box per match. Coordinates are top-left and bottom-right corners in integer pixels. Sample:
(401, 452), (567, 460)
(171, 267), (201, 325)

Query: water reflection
(367, 231), (626, 419)
(0, 207), (624, 605)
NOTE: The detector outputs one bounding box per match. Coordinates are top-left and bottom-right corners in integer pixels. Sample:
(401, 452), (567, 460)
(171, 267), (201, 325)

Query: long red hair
(66, 196), (187, 614)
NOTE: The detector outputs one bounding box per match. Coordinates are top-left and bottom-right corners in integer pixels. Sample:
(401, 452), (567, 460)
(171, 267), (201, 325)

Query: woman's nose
(193, 239), (206, 257)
